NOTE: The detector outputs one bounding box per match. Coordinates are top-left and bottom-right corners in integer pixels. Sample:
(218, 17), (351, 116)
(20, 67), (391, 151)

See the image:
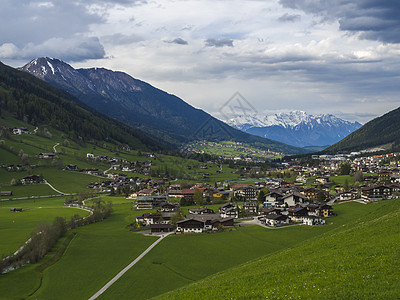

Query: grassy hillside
(325, 106), (400, 153)
(0, 195), (396, 299)
(158, 199), (400, 299)
(0, 197), (88, 256)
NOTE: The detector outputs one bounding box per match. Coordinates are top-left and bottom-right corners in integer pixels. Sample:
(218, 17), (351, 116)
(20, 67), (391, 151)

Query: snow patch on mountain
(226, 111), (362, 148)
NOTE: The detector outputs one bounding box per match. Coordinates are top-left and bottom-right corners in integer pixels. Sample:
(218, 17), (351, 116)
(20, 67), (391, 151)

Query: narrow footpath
(88, 232), (174, 300)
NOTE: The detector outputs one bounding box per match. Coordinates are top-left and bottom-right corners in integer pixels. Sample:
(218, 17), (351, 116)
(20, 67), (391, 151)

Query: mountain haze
(19, 57), (307, 154)
(227, 111), (362, 148)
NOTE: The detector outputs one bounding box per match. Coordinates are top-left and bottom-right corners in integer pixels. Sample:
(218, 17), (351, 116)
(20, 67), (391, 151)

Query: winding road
(53, 142), (60, 153)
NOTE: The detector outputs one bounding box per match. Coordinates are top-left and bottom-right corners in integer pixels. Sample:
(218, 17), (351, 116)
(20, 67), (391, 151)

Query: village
(2, 147), (399, 236)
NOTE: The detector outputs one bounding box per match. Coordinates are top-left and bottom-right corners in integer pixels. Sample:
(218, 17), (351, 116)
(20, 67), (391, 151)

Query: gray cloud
(164, 38), (188, 45)
(279, 0), (400, 43)
(0, 0), (109, 62)
(101, 33), (143, 45)
(205, 38), (234, 47)
(0, 36), (105, 62)
(278, 13), (301, 22)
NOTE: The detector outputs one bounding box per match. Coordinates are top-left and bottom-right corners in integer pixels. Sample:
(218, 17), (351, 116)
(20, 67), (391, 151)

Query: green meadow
(0, 194), (397, 300)
(96, 201), (379, 299)
(158, 199), (400, 299)
(0, 197), (89, 256)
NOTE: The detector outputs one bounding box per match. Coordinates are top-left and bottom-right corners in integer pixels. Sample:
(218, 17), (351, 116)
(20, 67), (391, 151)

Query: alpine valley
(19, 57), (306, 154)
(226, 110), (362, 149)
(0, 58), (399, 300)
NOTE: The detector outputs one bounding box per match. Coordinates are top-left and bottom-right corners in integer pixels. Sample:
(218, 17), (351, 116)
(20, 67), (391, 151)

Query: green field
(96, 201), (380, 299)
(191, 141), (281, 160)
(0, 196), (396, 299)
(329, 174), (355, 186)
(0, 197), (89, 256)
(158, 199), (400, 299)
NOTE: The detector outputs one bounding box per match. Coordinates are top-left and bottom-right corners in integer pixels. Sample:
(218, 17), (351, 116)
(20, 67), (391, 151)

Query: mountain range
(19, 57), (307, 154)
(0, 61), (163, 151)
(226, 111), (362, 148)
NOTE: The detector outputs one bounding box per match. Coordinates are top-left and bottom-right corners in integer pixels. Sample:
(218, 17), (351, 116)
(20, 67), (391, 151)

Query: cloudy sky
(1, 0), (400, 123)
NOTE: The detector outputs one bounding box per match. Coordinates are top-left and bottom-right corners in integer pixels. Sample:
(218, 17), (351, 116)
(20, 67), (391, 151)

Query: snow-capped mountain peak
(263, 110), (309, 128)
(226, 110), (362, 148)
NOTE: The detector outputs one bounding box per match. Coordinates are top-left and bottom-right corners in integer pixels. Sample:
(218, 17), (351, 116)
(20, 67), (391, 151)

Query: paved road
(103, 166), (112, 174)
(88, 232), (174, 300)
(44, 180), (67, 195)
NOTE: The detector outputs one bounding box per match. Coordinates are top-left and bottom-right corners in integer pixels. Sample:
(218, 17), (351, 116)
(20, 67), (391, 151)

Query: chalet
(167, 189), (183, 198)
(361, 184), (393, 201)
(229, 183), (250, 191)
(300, 215), (326, 226)
(389, 183), (400, 193)
(13, 127), (29, 135)
(303, 188), (319, 200)
(242, 202), (258, 215)
(20, 175), (42, 184)
(390, 174), (400, 183)
(65, 164), (78, 171)
(39, 153), (56, 159)
(136, 212), (175, 225)
(263, 191), (284, 207)
(176, 219), (204, 233)
(158, 202), (179, 212)
(282, 192), (307, 207)
(220, 207), (239, 219)
(176, 214), (234, 233)
(188, 207), (215, 215)
(219, 202), (239, 219)
(287, 206), (308, 222)
(137, 188), (158, 196)
(339, 189), (358, 201)
(260, 207), (281, 216)
(0, 191), (12, 196)
(182, 189), (196, 201)
(263, 214), (289, 226)
(233, 186), (257, 200)
(315, 176), (329, 184)
(136, 195), (167, 210)
(306, 203), (333, 217)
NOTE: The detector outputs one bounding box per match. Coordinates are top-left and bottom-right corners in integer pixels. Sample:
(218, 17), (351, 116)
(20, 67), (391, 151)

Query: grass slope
(0, 199), (388, 299)
(158, 200), (400, 299)
(0, 197), (88, 256)
(96, 201), (374, 299)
